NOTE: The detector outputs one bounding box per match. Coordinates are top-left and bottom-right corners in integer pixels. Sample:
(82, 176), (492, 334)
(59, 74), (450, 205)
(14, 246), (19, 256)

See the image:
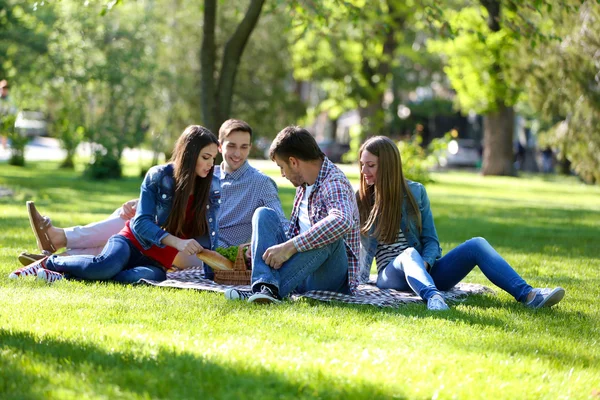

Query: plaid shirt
(288, 157), (360, 293)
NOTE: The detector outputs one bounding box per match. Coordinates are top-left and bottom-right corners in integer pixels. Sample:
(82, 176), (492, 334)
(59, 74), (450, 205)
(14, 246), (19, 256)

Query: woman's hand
(176, 238), (204, 256)
(119, 199), (139, 220)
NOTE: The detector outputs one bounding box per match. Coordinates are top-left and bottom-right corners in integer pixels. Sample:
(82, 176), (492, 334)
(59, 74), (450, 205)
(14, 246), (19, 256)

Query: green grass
(1, 161), (599, 399)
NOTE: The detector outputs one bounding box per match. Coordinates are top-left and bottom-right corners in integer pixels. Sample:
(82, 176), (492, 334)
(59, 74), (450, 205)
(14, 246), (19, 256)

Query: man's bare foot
(47, 225), (67, 249)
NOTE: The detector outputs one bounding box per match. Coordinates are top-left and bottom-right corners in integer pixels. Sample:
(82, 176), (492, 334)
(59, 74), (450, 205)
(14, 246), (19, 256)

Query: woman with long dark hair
(357, 136), (565, 310)
(9, 125), (220, 283)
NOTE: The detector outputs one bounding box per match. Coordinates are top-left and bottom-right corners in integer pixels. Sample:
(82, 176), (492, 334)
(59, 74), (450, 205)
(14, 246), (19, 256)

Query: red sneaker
(8, 256), (48, 279)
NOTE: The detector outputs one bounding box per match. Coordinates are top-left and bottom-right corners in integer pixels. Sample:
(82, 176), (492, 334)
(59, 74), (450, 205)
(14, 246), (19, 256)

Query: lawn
(0, 161), (599, 399)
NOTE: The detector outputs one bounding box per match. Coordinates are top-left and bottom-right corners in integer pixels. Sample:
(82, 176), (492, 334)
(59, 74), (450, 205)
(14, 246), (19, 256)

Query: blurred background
(0, 0), (598, 184)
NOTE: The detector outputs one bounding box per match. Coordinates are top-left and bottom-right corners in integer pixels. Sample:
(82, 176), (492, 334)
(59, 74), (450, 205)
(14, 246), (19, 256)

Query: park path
(0, 137), (154, 162)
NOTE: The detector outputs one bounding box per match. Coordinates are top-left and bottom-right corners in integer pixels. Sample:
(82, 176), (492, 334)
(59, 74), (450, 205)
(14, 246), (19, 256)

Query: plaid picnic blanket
(140, 267), (495, 308)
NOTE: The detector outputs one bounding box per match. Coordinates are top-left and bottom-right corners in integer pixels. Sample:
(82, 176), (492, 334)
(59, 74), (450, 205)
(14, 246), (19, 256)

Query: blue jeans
(377, 237), (533, 302)
(46, 234), (167, 283)
(251, 207), (350, 298)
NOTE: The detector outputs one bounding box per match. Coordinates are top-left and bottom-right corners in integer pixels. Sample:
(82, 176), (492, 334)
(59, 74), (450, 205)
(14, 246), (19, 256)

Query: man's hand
(245, 246), (252, 264)
(176, 238), (204, 256)
(262, 240), (297, 269)
(120, 199), (139, 220)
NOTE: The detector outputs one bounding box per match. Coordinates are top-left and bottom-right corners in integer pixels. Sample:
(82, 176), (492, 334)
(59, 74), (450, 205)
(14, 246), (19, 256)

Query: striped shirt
(289, 157), (360, 293)
(216, 161), (288, 247)
(375, 229), (410, 273)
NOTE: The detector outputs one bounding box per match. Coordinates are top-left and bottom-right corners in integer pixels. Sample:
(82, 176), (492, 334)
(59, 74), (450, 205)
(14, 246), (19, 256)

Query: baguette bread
(197, 249), (234, 270)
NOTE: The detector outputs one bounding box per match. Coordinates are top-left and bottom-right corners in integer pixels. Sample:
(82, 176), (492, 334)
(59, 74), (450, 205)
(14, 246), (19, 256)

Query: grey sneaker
(248, 285), (281, 304)
(525, 287), (565, 308)
(224, 288), (252, 301)
(427, 294), (449, 311)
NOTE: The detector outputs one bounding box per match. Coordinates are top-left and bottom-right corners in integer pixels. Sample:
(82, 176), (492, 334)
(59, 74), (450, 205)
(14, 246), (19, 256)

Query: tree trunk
(482, 103), (515, 176)
(216, 0), (265, 126)
(200, 0), (265, 134)
(479, 0), (516, 176)
(200, 0), (217, 133)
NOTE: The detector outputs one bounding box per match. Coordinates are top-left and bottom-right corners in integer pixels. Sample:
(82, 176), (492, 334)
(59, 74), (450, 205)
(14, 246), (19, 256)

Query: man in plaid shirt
(225, 126), (360, 304)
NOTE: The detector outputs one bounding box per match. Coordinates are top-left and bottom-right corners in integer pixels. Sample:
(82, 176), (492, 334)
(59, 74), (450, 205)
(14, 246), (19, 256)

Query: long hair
(163, 125), (218, 238)
(357, 136), (422, 243)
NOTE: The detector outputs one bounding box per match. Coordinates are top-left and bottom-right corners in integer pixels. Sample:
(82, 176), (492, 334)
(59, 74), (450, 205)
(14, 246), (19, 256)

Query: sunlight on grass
(1, 161), (599, 399)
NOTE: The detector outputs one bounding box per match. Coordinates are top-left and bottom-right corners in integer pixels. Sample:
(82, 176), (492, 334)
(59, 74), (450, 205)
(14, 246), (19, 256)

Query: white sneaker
(224, 288), (252, 301)
(36, 268), (63, 283)
(525, 287), (565, 308)
(427, 294), (449, 311)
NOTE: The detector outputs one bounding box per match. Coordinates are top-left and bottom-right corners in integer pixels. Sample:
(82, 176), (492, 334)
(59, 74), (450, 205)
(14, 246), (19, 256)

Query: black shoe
(248, 284), (281, 304)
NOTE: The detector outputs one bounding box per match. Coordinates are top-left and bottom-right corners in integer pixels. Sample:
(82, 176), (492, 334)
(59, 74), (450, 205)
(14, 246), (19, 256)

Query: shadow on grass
(294, 293), (599, 369)
(0, 329), (401, 400)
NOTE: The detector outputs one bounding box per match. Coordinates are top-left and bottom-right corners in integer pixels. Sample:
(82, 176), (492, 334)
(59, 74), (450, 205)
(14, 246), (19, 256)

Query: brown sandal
(18, 251), (46, 266)
(26, 201), (57, 253)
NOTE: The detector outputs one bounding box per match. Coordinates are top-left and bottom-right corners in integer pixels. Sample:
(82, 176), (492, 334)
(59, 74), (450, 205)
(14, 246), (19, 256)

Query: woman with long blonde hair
(357, 136), (565, 310)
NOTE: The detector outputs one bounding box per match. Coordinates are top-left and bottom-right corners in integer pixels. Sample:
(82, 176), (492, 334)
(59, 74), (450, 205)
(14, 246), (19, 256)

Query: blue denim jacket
(130, 163), (221, 251)
(358, 180), (441, 283)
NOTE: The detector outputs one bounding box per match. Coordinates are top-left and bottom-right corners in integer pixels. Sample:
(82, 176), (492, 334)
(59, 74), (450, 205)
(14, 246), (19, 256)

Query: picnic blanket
(141, 267), (495, 308)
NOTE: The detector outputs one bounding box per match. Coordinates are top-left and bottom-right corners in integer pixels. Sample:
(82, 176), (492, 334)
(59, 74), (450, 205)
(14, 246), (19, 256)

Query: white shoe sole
(538, 287), (565, 308)
(248, 293), (281, 304)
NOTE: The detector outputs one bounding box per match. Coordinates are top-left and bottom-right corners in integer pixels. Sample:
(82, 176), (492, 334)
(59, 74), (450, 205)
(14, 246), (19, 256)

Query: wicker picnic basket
(213, 243), (251, 285)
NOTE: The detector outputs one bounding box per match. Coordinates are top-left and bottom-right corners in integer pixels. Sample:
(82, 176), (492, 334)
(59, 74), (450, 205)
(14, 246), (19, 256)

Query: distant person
(9, 125), (220, 283)
(356, 136), (565, 310)
(541, 147), (554, 174)
(225, 126), (360, 303)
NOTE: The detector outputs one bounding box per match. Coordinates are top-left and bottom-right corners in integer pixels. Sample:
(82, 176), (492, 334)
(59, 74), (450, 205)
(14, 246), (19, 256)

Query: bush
(1, 115), (29, 167)
(85, 150), (122, 180)
(397, 133), (450, 183)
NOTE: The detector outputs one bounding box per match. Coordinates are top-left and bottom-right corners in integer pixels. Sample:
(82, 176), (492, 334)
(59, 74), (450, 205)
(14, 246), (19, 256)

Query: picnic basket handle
(233, 243), (251, 271)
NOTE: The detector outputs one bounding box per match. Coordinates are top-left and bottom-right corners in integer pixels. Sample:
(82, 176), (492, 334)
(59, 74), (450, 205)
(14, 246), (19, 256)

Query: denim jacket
(130, 163), (221, 251)
(358, 180), (441, 283)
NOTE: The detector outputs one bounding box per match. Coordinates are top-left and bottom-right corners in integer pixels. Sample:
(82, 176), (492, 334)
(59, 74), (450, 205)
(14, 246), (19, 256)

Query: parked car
(318, 139), (350, 163)
(440, 138), (481, 168)
(14, 110), (48, 137)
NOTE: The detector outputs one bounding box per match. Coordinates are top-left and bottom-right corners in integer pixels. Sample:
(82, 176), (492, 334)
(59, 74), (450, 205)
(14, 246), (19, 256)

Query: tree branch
(216, 0), (266, 126)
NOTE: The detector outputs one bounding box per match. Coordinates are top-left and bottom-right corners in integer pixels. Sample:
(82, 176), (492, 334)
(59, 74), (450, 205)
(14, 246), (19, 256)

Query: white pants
(63, 208), (125, 256)
(62, 207), (203, 269)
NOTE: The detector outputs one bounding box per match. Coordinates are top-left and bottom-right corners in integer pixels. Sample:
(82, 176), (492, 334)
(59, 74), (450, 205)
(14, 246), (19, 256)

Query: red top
(119, 196), (197, 268)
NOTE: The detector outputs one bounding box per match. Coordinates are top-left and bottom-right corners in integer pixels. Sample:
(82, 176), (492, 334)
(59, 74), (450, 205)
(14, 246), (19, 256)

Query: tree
(200, 0), (266, 133)
(427, 1), (590, 176)
(517, 1), (600, 183)
(428, 3), (521, 176)
(290, 1), (444, 146)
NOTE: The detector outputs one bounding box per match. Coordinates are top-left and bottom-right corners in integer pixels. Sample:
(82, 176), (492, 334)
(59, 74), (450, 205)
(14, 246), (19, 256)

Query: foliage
(290, 0), (445, 138)
(0, 0), (55, 81)
(517, 1), (600, 184)
(1, 114), (28, 166)
(397, 132), (451, 183)
(215, 246), (239, 263)
(427, 6), (520, 113)
(1, 161), (599, 398)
